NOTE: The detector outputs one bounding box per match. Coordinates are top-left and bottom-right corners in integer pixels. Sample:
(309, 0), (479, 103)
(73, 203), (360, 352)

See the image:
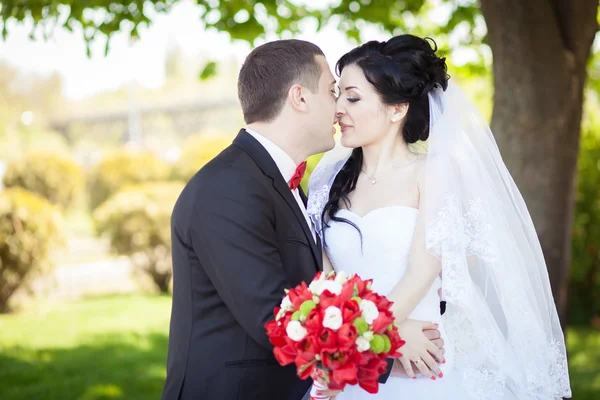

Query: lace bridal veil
(307, 82), (571, 399)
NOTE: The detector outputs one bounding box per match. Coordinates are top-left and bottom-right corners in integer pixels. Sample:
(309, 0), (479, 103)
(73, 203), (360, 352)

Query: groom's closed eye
(331, 86), (340, 98)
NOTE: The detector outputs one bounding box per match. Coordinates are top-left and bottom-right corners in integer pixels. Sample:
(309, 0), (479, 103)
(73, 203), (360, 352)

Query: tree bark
(480, 0), (598, 327)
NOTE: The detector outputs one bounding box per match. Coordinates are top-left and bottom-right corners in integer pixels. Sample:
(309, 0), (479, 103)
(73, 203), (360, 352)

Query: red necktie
(288, 161), (307, 190)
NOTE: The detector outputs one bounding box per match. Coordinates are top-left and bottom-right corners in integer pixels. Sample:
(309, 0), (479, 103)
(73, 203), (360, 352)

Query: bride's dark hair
(321, 35), (450, 244)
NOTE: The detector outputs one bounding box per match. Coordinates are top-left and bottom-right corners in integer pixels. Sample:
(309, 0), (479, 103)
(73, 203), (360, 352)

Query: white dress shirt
(245, 128), (316, 242)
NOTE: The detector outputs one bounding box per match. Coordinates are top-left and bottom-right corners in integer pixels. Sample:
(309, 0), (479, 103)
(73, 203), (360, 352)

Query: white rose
(286, 320), (308, 341)
(334, 270), (347, 285)
(356, 336), (371, 352)
(363, 331), (374, 341)
(359, 299), (380, 325)
(320, 280), (343, 295)
(280, 295), (293, 311)
(322, 306), (343, 331)
(308, 280), (323, 295)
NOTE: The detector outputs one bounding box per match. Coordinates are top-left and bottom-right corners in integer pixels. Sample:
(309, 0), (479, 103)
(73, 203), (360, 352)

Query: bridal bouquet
(265, 271), (405, 395)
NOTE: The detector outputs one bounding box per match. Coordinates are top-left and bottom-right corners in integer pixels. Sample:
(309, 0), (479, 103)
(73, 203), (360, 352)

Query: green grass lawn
(0, 294), (598, 399)
(0, 295), (171, 400)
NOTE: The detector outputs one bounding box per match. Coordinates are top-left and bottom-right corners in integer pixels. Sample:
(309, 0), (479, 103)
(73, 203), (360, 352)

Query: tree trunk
(480, 0), (598, 327)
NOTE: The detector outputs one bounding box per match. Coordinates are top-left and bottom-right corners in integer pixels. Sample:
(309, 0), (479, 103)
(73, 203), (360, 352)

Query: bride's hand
(396, 320), (444, 380)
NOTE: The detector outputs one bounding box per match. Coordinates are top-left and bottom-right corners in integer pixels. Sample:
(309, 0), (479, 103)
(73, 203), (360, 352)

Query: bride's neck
(361, 134), (412, 174)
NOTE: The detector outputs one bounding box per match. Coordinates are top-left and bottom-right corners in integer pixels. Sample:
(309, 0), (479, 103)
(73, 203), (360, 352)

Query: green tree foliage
(0, 1), (484, 58)
(570, 95), (600, 326)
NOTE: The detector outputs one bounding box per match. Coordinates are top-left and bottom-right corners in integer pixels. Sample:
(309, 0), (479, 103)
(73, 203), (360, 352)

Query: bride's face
(336, 64), (399, 149)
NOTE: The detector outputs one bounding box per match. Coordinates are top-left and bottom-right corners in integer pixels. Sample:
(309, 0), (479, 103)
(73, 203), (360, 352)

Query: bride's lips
(339, 123), (352, 133)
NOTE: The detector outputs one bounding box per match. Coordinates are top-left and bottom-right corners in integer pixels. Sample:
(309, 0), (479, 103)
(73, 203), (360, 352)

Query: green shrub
(0, 188), (62, 313)
(3, 152), (84, 209)
(171, 136), (231, 182)
(93, 182), (184, 293)
(88, 151), (172, 211)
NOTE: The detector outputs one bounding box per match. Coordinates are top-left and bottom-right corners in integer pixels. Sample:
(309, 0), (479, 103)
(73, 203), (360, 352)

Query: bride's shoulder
(413, 153), (428, 174)
(414, 154), (428, 189)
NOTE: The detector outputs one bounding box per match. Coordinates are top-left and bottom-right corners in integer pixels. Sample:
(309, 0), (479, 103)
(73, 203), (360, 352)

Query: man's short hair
(238, 39), (324, 124)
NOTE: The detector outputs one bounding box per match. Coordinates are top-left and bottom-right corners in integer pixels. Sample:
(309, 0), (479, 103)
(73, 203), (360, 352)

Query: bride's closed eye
(347, 97), (360, 103)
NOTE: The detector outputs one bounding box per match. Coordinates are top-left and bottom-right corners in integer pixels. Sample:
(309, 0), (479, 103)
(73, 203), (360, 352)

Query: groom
(161, 39), (442, 400)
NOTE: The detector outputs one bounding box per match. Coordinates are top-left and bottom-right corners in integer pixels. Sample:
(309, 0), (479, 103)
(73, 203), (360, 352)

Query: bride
(307, 35), (571, 399)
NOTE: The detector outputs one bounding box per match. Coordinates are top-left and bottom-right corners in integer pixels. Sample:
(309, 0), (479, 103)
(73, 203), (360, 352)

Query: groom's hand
(423, 325), (445, 355)
(390, 359), (408, 377)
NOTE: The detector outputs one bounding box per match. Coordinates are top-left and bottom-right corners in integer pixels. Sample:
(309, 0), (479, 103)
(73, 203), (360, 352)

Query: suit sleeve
(378, 359), (394, 383)
(190, 171), (290, 351)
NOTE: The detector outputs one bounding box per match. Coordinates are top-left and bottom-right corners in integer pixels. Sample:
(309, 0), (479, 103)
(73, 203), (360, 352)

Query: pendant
(370, 178), (377, 185)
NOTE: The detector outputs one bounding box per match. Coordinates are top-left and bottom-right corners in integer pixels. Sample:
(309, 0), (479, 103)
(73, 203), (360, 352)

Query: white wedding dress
(324, 206), (470, 399)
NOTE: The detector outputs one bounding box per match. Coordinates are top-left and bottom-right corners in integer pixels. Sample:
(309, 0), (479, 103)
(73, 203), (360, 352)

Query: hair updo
(321, 35), (450, 245)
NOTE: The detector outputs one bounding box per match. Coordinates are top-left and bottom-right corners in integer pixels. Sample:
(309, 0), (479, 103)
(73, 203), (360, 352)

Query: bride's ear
(288, 84), (309, 113)
(390, 103), (409, 123)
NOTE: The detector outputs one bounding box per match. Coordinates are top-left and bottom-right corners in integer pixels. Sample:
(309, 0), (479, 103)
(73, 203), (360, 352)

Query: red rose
(363, 291), (392, 311)
(336, 323), (358, 350)
(304, 307), (323, 334)
(339, 280), (354, 301)
(265, 320), (287, 347)
(340, 299), (361, 323)
(295, 351), (317, 380)
(302, 335), (321, 356)
(371, 312), (395, 334)
(274, 343), (297, 366)
(356, 354), (388, 393)
(319, 290), (337, 309)
(290, 282), (314, 309)
(358, 378), (379, 394)
(386, 328), (405, 357)
(321, 348), (354, 370)
(330, 363), (358, 389)
(344, 275), (368, 296)
(317, 328), (338, 353)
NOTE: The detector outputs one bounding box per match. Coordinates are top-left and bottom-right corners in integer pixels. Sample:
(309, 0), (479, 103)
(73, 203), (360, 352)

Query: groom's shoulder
(184, 143), (267, 195)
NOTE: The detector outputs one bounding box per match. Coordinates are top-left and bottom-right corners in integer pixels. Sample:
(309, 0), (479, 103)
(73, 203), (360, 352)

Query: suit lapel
(233, 130), (322, 270)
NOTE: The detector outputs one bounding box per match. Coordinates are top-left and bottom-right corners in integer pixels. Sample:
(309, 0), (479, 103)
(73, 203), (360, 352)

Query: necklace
(361, 154), (420, 185)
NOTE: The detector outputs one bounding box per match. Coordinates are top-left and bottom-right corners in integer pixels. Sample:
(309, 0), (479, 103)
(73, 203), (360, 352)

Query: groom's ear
(288, 84), (310, 113)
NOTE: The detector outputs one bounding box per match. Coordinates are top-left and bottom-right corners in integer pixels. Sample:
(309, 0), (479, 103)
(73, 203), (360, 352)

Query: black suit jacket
(162, 130), (324, 400)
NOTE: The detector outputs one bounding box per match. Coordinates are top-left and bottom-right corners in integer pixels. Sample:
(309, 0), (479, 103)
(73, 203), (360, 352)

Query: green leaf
(199, 61), (217, 81)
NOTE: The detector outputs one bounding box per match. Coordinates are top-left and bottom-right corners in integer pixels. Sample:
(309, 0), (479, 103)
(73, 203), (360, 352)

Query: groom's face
(305, 56), (338, 154)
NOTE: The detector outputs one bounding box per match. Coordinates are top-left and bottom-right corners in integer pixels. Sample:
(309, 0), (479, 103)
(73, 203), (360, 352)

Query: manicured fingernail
(412, 376), (417, 379)
(431, 376), (436, 380)
(442, 359), (446, 364)
(434, 323), (439, 327)
(438, 372), (444, 378)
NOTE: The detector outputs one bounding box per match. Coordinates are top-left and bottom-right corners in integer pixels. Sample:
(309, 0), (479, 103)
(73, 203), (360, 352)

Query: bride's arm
(384, 166), (445, 379)
(387, 167), (441, 323)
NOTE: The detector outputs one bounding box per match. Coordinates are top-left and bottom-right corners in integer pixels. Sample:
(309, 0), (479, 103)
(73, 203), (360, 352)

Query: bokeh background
(0, 0), (598, 399)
